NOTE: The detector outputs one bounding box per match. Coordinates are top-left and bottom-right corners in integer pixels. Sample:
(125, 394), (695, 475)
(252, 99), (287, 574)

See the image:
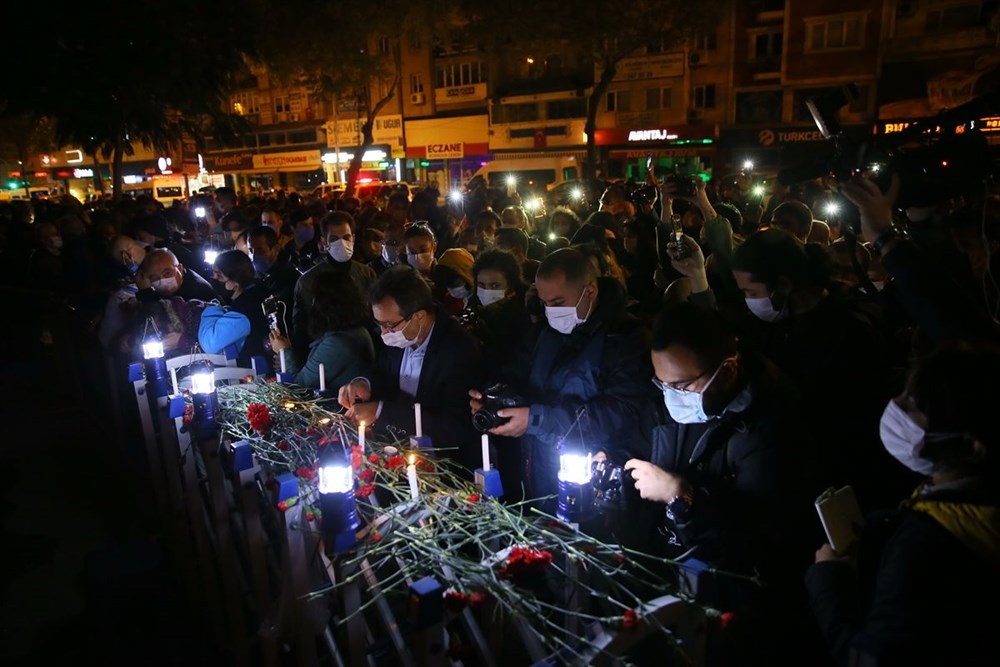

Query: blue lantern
(319, 447), (360, 553)
(556, 440), (594, 524)
(190, 360), (219, 435)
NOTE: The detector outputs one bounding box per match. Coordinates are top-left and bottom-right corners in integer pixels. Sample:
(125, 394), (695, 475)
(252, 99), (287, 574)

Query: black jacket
(805, 481), (1000, 666)
(368, 311), (484, 470)
(292, 257), (377, 352)
(229, 282), (271, 371)
(515, 278), (653, 503)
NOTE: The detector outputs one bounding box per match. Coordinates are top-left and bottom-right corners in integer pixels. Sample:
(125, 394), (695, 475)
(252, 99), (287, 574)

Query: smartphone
(671, 216), (689, 260)
(646, 154), (654, 173)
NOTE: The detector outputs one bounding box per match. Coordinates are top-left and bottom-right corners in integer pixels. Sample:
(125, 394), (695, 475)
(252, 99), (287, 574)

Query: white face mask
(879, 400), (937, 476)
(152, 275), (179, 295)
(408, 251), (434, 272)
(745, 294), (788, 322)
(50, 236), (64, 249)
(544, 289), (592, 335)
(380, 318), (421, 349)
(477, 287), (507, 307)
(381, 244), (399, 264)
(871, 280), (885, 292)
(662, 364), (723, 424)
(327, 238), (354, 263)
(448, 285), (470, 301)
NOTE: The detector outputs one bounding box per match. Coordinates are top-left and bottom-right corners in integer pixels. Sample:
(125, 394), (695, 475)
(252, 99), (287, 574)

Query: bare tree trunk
(585, 60), (618, 182)
(89, 150), (105, 196)
(345, 45), (401, 198)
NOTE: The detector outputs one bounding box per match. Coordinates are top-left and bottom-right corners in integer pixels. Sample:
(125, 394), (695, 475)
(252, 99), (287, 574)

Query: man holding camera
(626, 301), (820, 662)
(470, 247), (652, 511)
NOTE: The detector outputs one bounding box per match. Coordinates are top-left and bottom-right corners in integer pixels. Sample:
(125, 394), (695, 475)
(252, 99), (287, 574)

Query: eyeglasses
(375, 315), (411, 332)
(651, 370), (709, 394)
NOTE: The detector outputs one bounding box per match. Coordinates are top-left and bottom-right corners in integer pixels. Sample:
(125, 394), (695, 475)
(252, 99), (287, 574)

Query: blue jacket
(285, 327), (374, 390)
(520, 278), (653, 502)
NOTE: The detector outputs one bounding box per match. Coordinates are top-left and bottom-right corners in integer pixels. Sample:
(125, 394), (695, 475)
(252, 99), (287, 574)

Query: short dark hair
(496, 227), (529, 253)
(215, 187), (236, 204)
(388, 192), (409, 207)
(536, 247), (596, 286)
(320, 211), (356, 236)
(308, 270), (370, 338)
(501, 206), (528, 227)
(714, 201), (743, 233)
(771, 201), (813, 238)
(404, 221), (437, 244)
(367, 265), (435, 316)
(214, 249), (256, 287)
(652, 302), (738, 372)
(732, 228), (812, 289)
(247, 225), (279, 249)
(472, 249), (527, 293)
(474, 208), (502, 231)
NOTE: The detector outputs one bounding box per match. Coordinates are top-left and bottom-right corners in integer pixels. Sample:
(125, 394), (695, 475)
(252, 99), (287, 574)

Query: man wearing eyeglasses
(338, 265), (483, 468)
(624, 301), (819, 662)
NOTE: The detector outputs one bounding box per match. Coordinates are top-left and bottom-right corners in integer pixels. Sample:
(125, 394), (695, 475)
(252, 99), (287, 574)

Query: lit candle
(481, 433), (490, 472)
(414, 402), (423, 438)
(279, 348), (287, 373)
(318, 363), (326, 392)
(358, 421), (366, 454)
(407, 454), (419, 500)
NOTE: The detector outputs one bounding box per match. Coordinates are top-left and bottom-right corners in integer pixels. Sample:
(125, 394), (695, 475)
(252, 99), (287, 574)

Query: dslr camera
(591, 459), (632, 514)
(472, 383), (526, 433)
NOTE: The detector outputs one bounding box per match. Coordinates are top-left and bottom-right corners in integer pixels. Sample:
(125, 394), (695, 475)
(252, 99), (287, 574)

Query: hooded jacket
(805, 480), (1000, 666)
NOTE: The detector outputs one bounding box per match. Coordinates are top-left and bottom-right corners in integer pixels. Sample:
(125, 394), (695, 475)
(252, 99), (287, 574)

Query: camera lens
(472, 410), (495, 433)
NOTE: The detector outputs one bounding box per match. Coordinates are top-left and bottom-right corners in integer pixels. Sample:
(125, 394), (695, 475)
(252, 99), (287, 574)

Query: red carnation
(719, 612), (735, 631)
(385, 455), (405, 470)
(370, 530), (382, 542)
(443, 590), (469, 612)
(277, 500), (288, 511)
(242, 374), (254, 384)
(277, 439), (290, 451)
(351, 451), (363, 469)
(368, 453), (380, 464)
(295, 466), (316, 480)
(306, 512), (315, 522)
(417, 459), (435, 473)
(614, 552), (625, 564)
(466, 494), (480, 503)
(359, 468), (375, 483)
(357, 484), (375, 498)
(499, 546), (554, 581)
(247, 403), (272, 432)
(622, 609), (638, 630)
(306, 427), (318, 437)
(469, 591), (487, 607)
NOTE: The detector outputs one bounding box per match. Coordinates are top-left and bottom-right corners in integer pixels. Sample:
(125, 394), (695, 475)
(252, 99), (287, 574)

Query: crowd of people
(2, 167), (998, 665)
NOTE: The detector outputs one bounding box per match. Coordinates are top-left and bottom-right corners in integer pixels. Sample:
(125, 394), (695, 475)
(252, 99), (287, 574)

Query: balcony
(886, 27), (998, 58)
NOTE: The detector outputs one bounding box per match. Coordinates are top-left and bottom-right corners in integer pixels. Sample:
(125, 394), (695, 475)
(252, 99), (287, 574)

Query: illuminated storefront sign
(628, 129), (679, 141)
(426, 143), (464, 159)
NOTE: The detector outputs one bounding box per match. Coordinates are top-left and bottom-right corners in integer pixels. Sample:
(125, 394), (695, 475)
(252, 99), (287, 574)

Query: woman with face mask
(624, 301), (824, 663)
(403, 222), (438, 278)
(467, 249), (530, 373)
(213, 250), (271, 370)
(805, 342), (1000, 667)
(726, 228), (897, 507)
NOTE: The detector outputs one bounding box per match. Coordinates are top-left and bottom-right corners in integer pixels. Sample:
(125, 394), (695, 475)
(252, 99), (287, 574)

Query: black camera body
(591, 459), (634, 514)
(472, 383), (526, 433)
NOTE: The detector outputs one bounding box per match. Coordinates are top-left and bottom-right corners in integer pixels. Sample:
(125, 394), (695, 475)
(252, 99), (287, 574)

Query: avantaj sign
(628, 129), (679, 142)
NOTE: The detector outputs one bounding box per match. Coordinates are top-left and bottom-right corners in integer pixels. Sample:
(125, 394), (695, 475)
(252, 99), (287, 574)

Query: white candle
(407, 455), (419, 500)
(358, 421), (366, 454)
(414, 402), (423, 437)
(318, 363), (326, 391)
(170, 367), (179, 395)
(481, 433), (490, 471)
(279, 348), (287, 373)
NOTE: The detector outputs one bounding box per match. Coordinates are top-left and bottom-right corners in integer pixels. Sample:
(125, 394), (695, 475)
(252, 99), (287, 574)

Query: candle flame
(284, 402), (295, 409)
(359, 420), (366, 429)
(319, 417), (331, 425)
(408, 454), (416, 465)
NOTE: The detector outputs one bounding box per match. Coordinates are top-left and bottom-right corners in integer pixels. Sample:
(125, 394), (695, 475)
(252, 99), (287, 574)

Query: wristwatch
(871, 229), (898, 255)
(666, 490), (695, 517)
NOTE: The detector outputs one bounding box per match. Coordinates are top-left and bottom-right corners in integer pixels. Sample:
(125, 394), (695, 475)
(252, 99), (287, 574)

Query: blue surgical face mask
(251, 254), (273, 274)
(662, 363), (724, 424)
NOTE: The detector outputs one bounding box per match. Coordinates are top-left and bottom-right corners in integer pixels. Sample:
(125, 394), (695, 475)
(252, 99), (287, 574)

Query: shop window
(805, 13), (866, 52)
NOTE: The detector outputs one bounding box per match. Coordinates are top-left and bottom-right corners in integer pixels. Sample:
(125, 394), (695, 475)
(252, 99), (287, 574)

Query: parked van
(470, 156), (580, 193)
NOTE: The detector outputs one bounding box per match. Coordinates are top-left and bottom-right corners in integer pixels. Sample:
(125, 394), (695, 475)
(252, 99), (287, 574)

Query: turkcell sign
(426, 143), (464, 159)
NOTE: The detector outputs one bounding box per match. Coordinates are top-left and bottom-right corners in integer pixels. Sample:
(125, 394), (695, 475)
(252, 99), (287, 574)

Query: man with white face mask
(469, 248), (651, 509)
(292, 211), (376, 352)
(626, 301), (821, 662)
(338, 266), (483, 468)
